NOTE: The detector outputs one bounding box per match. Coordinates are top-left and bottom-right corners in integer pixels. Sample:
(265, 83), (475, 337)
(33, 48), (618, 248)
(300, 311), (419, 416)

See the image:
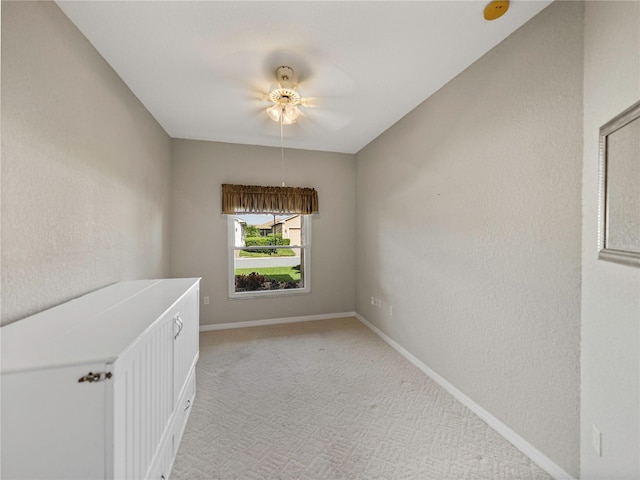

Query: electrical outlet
(388, 305), (394, 316)
(203, 296), (210, 305)
(370, 296), (375, 305)
(376, 298), (382, 308)
(592, 424), (602, 456)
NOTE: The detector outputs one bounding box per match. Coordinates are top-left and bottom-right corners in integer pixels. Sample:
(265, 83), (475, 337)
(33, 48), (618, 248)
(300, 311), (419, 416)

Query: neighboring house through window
(234, 217), (246, 247)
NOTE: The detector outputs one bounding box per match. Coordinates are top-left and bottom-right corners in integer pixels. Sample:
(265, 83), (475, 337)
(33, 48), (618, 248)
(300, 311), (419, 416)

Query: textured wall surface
(581, 2), (640, 478)
(355, 3), (582, 476)
(1, 2), (172, 325)
(170, 139), (356, 325)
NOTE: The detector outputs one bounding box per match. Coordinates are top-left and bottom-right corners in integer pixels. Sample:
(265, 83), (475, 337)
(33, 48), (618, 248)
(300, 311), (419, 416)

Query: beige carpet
(171, 317), (551, 480)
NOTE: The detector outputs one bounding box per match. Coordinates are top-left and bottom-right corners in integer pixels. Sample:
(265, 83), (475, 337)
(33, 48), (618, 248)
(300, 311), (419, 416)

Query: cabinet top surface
(1, 278), (200, 374)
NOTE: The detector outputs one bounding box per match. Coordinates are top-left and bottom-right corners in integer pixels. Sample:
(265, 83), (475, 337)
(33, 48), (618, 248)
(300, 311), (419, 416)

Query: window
(221, 183), (317, 299)
(228, 214), (311, 298)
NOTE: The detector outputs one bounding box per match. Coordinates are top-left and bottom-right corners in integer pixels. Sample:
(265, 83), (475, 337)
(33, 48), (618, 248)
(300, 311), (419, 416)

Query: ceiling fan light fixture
(266, 104), (282, 122)
(283, 105), (301, 124)
(266, 66), (306, 125)
(266, 104), (301, 125)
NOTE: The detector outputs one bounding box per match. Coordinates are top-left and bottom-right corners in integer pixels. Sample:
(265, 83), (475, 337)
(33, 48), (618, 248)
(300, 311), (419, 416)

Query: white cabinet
(1, 278), (200, 480)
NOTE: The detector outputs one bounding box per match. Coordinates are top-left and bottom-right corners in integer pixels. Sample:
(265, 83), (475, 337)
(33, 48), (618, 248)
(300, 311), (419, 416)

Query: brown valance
(221, 184), (319, 214)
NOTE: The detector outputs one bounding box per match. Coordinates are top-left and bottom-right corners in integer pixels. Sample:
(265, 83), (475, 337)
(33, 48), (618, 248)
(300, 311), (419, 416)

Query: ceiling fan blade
(296, 62), (355, 98)
(299, 96), (318, 108)
(261, 49), (355, 97)
(245, 89), (271, 104)
(212, 50), (273, 92)
(262, 50), (313, 85)
(299, 105), (353, 131)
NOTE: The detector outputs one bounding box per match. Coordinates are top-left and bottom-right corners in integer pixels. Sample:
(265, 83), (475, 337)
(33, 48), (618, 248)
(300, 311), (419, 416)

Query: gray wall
(1, 1), (172, 325)
(581, 2), (640, 478)
(170, 139), (355, 325)
(355, 3), (582, 476)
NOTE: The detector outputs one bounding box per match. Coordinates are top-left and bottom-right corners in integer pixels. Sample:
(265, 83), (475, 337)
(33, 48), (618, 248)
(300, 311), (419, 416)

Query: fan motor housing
(269, 88), (301, 106)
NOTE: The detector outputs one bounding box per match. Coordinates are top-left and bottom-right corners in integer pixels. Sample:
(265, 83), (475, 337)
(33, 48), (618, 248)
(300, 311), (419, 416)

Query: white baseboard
(354, 312), (576, 480)
(199, 311), (356, 332)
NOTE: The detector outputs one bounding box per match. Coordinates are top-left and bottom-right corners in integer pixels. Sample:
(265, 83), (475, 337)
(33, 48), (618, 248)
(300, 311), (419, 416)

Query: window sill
(228, 288), (310, 300)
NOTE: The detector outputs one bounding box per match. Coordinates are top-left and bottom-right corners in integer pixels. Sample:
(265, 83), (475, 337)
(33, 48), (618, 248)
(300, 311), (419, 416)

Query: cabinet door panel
(112, 318), (174, 480)
(1, 363), (107, 479)
(173, 287), (199, 404)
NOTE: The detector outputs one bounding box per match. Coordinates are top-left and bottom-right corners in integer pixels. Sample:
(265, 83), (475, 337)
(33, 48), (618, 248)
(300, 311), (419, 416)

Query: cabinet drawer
(146, 432), (174, 480)
(174, 369), (196, 445)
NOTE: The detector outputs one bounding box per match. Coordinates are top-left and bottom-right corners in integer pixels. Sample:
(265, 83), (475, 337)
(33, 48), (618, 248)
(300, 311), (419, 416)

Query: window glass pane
(234, 214), (302, 246)
(234, 247), (303, 292)
(233, 215), (306, 293)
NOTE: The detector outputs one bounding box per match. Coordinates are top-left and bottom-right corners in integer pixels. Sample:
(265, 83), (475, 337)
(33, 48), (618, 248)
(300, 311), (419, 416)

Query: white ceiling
(56, 1), (552, 154)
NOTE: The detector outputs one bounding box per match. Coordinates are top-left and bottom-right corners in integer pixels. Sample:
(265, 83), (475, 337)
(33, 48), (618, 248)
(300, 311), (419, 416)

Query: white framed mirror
(598, 100), (640, 267)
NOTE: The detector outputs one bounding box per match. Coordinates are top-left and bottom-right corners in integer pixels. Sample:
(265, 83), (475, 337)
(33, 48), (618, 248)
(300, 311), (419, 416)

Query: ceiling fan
(259, 63), (354, 131)
(265, 65), (308, 125)
(214, 49), (354, 130)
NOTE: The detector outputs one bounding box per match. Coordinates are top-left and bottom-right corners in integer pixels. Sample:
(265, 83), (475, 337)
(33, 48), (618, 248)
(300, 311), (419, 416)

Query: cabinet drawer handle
(184, 399), (191, 411)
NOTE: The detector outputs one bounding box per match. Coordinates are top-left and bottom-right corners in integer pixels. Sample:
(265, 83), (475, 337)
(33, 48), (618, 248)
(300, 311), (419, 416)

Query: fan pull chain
(280, 112), (285, 187)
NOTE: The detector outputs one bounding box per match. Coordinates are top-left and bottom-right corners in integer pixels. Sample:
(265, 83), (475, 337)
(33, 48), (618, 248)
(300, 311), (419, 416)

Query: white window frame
(227, 215), (311, 299)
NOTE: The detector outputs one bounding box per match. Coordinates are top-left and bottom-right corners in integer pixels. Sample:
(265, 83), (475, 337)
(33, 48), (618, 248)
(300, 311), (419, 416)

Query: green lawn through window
(235, 266), (301, 282)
